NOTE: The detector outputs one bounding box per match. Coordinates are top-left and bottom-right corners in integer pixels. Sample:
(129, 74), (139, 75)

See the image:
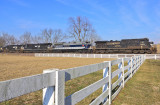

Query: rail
(0, 55), (145, 105)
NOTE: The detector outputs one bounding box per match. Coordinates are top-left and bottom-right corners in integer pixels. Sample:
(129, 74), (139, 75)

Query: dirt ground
(0, 54), (114, 105)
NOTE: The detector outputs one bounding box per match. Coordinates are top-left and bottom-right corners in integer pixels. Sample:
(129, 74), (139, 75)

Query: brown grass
(0, 55), (115, 105)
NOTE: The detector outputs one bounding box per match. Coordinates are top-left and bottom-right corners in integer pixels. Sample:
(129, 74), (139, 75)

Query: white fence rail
(35, 53), (160, 60)
(0, 55), (145, 105)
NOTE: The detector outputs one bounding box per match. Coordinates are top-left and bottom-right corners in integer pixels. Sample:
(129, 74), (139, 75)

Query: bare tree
(20, 32), (32, 44)
(0, 33), (18, 46)
(41, 29), (52, 43)
(68, 16), (99, 42)
(52, 29), (65, 43)
(0, 36), (5, 47)
(32, 35), (42, 44)
(41, 28), (65, 43)
(89, 29), (101, 43)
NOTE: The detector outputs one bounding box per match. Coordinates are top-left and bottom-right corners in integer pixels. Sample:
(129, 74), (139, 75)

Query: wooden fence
(35, 53), (160, 60)
(0, 55), (145, 105)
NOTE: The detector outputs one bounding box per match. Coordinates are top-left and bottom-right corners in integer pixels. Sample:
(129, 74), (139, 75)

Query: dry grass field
(0, 54), (115, 105)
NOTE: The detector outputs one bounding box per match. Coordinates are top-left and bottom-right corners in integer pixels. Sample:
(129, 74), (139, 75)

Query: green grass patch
(112, 59), (160, 105)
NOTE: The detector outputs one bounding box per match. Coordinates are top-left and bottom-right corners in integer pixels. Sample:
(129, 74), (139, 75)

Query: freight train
(0, 38), (156, 54)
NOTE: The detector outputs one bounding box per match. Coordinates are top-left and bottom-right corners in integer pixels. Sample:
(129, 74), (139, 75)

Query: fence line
(0, 55), (145, 105)
(35, 53), (160, 60)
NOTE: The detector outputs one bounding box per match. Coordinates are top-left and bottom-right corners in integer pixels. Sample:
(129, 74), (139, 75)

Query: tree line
(0, 16), (101, 47)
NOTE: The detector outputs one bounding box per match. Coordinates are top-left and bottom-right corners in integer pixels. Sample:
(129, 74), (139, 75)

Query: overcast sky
(0, 0), (160, 43)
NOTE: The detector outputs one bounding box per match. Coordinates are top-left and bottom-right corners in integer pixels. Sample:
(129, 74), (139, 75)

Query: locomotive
(95, 38), (154, 54)
(52, 41), (92, 53)
(2, 43), (52, 53)
(0, 38), (156, 54)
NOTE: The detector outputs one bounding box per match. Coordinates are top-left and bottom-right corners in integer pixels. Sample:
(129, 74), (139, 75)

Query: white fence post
(102, 61), (109, 102)
(118, 58), (124, 87)
(108, 61), (112, 105)
(135, 57), (137, 71)
(94, 54), (95, 58)
(87, 54), (88, 58)
(155, 55), (157, 60)
(101, 54), (102, 58)
(43, 69), (57, 105)
(138, 56), (140, 68)
(55, 71), (65, 105)
(130, 57), (133, 78)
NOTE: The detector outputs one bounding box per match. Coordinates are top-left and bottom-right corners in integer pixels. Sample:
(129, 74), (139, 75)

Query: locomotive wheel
(140, 50), (145, 54)
(78, 50), (82, 53)
(105, 50), (109, 54)
(96, 50), (101, 54)
(133, 50), (139, 54)
(125, 50), (132, 54)
(146, 50), (152, 54)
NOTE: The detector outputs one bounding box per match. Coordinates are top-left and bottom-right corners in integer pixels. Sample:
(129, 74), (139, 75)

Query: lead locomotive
(95, 38), (154, 54)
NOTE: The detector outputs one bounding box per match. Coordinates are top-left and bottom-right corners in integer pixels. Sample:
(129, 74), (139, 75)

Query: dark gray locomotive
(3, 43), (52, 53)
(95, 38), (154, 54)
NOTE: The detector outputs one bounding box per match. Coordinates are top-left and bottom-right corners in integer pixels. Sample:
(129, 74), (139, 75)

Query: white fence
(0, 55), (145, 105)
(35, 53), (160, 60)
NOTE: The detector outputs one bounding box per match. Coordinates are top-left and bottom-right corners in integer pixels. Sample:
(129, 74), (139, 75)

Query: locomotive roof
(54, 41), (91, 45)
(26, 43), (52, 45)
(95, 40), (120, 43)
(5, 44), (24, 46)
(121, 38), (149, 41)
(95, 38), (149, 43)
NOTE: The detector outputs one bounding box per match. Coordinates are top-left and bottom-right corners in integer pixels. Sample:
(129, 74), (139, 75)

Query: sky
(0, 0), (160, 43)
